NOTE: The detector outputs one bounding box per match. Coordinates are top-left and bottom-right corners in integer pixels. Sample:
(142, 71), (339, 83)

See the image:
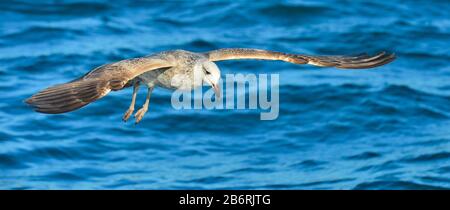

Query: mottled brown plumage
(25, 48), (395, 123)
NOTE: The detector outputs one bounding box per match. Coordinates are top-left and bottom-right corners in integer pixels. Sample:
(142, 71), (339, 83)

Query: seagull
(25, 48), (395, 123)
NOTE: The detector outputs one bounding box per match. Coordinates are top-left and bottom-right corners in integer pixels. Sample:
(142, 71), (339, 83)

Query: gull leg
(122, 81), (140, 122)
(134, 86), (154, 124)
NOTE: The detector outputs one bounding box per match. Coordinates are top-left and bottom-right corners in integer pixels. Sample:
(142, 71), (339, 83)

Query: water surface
(0, 0), (449, 189)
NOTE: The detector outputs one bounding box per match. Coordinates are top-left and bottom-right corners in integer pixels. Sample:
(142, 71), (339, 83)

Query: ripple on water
(353, 181), (449, 190)
(344, 152), (382, 160)
(401, 152), (450, 163)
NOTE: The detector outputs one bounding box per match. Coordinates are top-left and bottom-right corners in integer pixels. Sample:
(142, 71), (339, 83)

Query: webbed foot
(134, 107), (148, 124)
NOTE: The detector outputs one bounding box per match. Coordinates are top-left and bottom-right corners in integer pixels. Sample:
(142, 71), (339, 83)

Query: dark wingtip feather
(336, 52), (396, 69)
(24, 97), (33, 105)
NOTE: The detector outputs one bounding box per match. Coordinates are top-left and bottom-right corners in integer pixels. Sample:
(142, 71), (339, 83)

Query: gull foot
(134, 107), (148, 124)
(122, 108), (134, 122)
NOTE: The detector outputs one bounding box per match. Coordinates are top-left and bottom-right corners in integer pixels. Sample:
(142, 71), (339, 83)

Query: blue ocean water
(1, 0), (450, 190)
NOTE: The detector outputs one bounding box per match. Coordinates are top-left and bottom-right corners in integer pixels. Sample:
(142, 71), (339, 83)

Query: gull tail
(25, 79), (111, 114)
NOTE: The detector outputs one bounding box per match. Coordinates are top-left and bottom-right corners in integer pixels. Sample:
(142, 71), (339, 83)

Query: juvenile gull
(25, 48), (396, 123)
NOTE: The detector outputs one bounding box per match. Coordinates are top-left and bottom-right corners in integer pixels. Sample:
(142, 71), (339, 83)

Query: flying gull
(25, 48), (396, 123)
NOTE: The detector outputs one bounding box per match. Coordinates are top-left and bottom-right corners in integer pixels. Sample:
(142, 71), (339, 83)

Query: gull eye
(204, 67), (211, 75)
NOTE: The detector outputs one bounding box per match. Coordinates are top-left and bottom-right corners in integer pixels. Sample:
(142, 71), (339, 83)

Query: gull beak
(211, 82), (221, 100)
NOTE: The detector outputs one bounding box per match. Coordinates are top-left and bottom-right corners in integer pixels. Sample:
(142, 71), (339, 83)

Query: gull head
(202, 61), (221, 98)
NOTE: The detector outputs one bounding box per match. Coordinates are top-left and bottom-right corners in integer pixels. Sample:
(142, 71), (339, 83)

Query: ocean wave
(401, 152), (450, 163)
(353, 181), (449, 190)
(344, 152), (382, 160)
(1, 1), (111, 16)
(1, 0), (449, 189)
(0, 154), (28, 169)
(1, 26), (85, 44)
(257, 3), (332, 19)
(289, 160), (327, 171)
